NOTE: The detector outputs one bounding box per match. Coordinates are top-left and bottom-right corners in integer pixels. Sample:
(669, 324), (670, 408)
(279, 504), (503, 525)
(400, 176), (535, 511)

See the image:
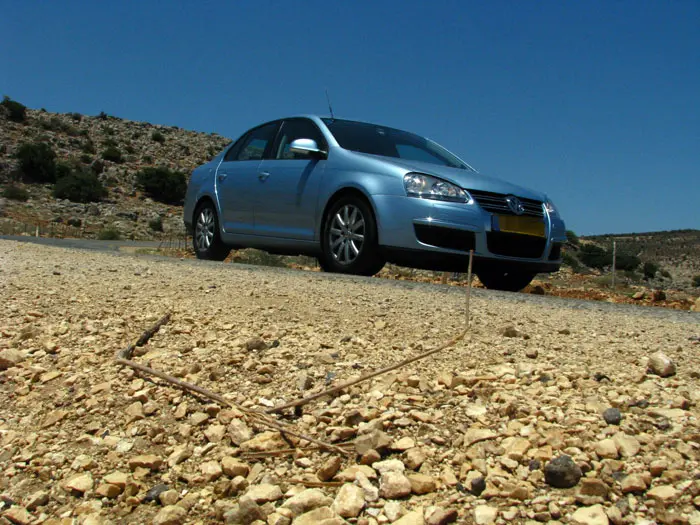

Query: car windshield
(322, 118), (472, 170)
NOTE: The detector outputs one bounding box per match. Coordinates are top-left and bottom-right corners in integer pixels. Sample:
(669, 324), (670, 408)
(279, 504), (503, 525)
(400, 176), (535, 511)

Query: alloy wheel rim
(328, 204), (365, 265)
(195, 208), (215, 251)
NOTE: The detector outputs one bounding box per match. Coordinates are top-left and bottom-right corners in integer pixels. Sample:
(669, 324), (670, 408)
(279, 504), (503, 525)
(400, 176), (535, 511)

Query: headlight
(403, 173), (472, 203)
(544, 199), (559, 216)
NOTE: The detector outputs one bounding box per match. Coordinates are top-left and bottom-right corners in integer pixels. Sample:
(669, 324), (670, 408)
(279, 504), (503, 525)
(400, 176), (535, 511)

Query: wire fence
(0, 218), (84, 238)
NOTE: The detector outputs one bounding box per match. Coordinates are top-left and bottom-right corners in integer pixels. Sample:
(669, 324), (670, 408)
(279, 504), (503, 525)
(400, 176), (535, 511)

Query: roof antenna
(325, 88), (335, 120)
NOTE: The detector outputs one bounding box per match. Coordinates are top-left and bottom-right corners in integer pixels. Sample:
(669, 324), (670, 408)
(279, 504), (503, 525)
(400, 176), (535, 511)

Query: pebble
(602, 407), (622, 425)
(544, 455), (582, 488)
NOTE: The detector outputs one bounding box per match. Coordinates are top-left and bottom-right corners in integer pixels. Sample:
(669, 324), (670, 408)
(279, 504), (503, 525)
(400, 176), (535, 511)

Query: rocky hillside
(581, 230), (700, 285)
(0, 99), (230, 239)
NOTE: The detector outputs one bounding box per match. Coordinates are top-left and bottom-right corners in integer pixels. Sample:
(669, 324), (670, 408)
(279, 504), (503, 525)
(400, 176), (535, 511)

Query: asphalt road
(2, 234), (698, 325)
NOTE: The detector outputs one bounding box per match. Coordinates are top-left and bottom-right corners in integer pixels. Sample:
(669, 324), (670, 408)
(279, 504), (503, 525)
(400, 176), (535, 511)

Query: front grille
(414, 224), (475, 252)
(487, 231), (546, 259)
(469, 189), (544, 217)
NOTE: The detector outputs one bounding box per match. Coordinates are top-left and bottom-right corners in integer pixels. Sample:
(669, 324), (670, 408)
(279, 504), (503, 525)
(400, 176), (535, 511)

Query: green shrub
(148, 217), (164, 232)
(55, 162), (73, 180)
(80, 154), (93, 164)
(615, 254), (641, 271)
(2, 184), (29, 201)
(15, 142), (57, 182)
(578, 244), (611, 269)
(53, 169), (107, 203)
(693, 275), (700, 288)
(98, 111), (108, 120)
(142, 155), (153, 164)
(566, 230), (580, 247)
(151, 131), (165, 143)
(660, 269), (671, 279)
(97, 226), (120, 240)
(135, 167), (186, 205)
(102, 138), (118, 148)
(642, 261), (659, 280)
(102, 146), (123, 163)
(562, 251), (583, 272)
(2, 96), (27, 122)
(103, 126), (114, 135)
(69, 112), (82, 122)
(125, 144), (135, 154)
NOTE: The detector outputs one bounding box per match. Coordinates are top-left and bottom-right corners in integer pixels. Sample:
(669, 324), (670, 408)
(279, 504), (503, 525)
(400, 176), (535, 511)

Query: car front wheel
(476, 268), (536, 292)
(319, 196), (385, 276)
(193, 202), (231, 261)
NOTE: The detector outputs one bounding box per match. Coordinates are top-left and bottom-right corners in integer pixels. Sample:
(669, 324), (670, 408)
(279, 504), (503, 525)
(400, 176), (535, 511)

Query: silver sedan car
(184, 116), (566, 291)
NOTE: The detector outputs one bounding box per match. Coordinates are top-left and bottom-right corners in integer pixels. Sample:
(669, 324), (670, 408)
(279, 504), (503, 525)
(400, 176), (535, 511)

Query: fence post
(611, 241), (617, 290)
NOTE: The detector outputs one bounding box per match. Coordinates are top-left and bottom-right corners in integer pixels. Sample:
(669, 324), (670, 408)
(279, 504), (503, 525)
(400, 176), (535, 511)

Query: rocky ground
(1, 240), (699, 525)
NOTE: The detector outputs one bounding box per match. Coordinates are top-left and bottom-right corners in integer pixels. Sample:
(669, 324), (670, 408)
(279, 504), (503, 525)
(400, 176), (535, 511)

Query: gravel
(1, 240), (699, 524)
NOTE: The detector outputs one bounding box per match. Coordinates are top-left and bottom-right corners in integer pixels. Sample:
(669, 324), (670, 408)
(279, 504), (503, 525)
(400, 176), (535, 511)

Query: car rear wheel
(193, 202), (231, 261)
(477, 268), (536, 292)
(319, 196), (385, 276)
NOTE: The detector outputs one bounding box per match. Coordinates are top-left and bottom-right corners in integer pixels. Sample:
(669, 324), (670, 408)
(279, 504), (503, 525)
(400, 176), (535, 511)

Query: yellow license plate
(495, 215), (546, 237)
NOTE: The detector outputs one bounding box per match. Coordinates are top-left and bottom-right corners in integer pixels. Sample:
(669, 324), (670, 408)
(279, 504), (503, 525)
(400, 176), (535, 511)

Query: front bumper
(372, 195), (566, 273)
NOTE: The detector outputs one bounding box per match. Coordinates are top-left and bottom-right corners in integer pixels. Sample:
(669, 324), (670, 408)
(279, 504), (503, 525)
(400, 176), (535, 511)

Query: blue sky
(2, 1), (698, 235)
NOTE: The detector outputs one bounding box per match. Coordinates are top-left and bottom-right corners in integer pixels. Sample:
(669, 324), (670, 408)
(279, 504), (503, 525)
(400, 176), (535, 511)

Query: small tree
(578, 244), (611, 269)
(53, 169), (107, 203)
(136, 167), (187, 205)
(642, 261), (659, 280)
(15, 142), (57, 183)
(1, 96), (27, 123)
(151, 131), (166, 143)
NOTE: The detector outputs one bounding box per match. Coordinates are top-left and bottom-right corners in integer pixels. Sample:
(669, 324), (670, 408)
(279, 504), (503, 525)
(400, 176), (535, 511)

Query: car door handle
(217, 172), (228, 182)
(258, 171), (270, 181)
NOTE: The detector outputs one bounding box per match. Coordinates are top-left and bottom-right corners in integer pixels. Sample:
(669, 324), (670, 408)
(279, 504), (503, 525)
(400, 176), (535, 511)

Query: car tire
(319, 195), (385, 276)
(476, 268), (536, 292)
(193, 201), (231, 261)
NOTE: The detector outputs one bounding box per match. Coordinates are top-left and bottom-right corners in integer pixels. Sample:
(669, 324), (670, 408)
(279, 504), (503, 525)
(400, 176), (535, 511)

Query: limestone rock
(281, 488), (333, 517)
(408, 473), (438, 494)
(244, 483), (283, 503)
(571, 504), (609, 525)
(648, 352), (676, 377)
(64, 473), (94, 494)
(332, 483), (365, 518)
(379, 472), (412, 499)
(152, 505), (187, 525)
(474, 505), (498, 525)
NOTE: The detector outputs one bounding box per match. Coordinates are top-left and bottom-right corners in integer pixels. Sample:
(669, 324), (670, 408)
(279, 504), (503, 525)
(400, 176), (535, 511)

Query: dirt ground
(1, 240), (698, 525)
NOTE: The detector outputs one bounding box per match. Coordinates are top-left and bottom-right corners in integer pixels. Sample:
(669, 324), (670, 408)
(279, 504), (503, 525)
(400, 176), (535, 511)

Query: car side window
(275, 119), (327, 160)
(235, 122), (279, 161)
(223, 135), (248, 162)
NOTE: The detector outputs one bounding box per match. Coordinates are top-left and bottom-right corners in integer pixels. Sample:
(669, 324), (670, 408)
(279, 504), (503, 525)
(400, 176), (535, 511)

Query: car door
(253, 118), (328, 240)
(215, 121), (280, 235)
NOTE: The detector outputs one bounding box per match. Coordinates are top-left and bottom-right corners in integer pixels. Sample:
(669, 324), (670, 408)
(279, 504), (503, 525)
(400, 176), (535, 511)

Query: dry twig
(266, 328), (469, 414)
(115, 314), (350, 456)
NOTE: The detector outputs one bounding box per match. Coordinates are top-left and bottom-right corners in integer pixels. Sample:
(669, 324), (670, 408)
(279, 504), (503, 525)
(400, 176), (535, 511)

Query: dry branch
(115, 314), (350, 456)
(266, 328), (469, 414)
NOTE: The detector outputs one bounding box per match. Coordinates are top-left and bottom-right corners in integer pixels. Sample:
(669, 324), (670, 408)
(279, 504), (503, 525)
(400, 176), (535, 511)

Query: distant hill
(0, 97), (230, 239)
(581, 229), (700, 286)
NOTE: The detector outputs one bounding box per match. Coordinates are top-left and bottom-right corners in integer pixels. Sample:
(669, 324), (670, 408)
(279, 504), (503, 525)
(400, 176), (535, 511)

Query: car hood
(368, 155), (547, 201)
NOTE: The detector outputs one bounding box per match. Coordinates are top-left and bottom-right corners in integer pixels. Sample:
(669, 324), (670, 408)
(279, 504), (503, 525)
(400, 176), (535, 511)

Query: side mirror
(289, 138), (326, 157)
